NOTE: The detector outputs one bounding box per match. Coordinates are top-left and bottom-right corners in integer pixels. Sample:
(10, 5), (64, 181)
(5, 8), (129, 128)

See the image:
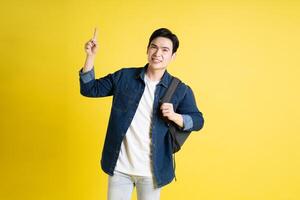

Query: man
(79, 28), (204, 200)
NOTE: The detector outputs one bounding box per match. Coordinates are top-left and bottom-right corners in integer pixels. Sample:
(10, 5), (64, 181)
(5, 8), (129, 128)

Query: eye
(162, 48), (170, 53)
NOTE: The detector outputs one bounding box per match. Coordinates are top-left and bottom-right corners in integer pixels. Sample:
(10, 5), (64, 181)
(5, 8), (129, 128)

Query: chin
(149, 62), (166, 70)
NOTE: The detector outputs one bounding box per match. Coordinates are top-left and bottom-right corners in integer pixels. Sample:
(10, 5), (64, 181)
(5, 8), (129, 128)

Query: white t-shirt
(115, 74), (159, 176)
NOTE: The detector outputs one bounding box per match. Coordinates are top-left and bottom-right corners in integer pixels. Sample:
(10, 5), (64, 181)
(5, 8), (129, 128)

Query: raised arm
(79, 28), (121, 98)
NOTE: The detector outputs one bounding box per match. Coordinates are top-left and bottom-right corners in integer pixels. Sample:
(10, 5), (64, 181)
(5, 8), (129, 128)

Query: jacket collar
(136, 63), (172, 88)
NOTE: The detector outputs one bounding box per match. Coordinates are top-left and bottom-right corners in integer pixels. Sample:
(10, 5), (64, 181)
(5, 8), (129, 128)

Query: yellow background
(1, 0), (299, 199)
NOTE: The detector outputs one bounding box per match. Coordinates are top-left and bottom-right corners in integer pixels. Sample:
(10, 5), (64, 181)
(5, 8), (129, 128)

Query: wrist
(86, 54), (95, 60)
(171, 113), (184, 128)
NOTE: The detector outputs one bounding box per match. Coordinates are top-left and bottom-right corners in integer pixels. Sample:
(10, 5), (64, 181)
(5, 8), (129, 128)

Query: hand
(160, 103), (176, 121)
(160, 103), (184, 127)
(84, 27), (99, 57)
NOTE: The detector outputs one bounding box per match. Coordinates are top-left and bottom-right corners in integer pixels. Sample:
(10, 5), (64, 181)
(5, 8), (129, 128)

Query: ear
(171, 53), (177, 61)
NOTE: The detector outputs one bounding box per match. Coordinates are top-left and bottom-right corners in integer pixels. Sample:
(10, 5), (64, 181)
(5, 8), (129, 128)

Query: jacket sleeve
(79, 67), (122, 97)
(176, 85), (204, 132)
(182, 114), (193, 131)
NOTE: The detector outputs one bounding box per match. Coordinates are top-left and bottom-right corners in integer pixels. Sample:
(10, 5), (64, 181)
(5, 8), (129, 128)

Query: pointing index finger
(93, 27), (98, 41)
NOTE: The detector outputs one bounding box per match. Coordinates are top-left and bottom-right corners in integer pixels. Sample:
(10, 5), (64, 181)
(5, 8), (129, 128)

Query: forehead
(150, 37), (173, 49)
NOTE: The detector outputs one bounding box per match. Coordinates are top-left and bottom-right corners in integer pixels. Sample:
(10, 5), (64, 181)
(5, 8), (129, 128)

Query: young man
(79, 28), (204, 200)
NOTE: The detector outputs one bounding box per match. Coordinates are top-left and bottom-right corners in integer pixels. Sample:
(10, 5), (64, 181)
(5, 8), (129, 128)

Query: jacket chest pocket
(113, 84), (138, 112)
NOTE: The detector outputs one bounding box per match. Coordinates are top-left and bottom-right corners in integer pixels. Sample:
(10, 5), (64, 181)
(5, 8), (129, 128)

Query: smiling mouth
(152, 58), (162, 63)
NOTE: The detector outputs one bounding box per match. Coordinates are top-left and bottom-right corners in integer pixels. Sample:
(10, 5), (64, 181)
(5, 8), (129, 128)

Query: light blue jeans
(107, 170), (162, 200)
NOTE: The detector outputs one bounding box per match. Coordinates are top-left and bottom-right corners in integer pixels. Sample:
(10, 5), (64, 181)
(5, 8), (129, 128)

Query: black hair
(147, 28), (179, 54)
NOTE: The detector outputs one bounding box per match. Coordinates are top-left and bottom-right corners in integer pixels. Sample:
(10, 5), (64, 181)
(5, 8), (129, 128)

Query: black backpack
(160, 77), (191, 153)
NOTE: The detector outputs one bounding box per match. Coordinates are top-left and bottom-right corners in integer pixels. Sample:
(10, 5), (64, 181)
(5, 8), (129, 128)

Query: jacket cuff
(182, 114), (193, 131)
(79, 67), (95, 83)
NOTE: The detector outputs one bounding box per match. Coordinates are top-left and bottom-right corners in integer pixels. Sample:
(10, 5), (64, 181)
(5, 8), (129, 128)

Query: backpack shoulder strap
(161, 76), (181, 103)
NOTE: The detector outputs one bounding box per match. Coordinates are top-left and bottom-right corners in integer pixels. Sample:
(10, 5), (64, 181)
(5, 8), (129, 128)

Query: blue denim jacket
(79, 64), (204, 187)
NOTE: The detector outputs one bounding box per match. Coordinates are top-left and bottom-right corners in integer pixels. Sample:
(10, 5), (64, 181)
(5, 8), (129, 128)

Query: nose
(153, 48), (162, 57)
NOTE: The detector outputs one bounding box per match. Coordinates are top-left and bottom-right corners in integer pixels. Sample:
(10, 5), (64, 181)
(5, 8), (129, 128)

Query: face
(147, 37), (176, 71)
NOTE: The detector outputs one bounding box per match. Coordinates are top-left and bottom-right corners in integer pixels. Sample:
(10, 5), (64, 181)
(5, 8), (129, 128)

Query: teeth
(152, 58), (161, 62)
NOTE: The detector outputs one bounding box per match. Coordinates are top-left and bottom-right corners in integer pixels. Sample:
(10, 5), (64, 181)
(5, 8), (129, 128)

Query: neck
(146, 66), (166, 82)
